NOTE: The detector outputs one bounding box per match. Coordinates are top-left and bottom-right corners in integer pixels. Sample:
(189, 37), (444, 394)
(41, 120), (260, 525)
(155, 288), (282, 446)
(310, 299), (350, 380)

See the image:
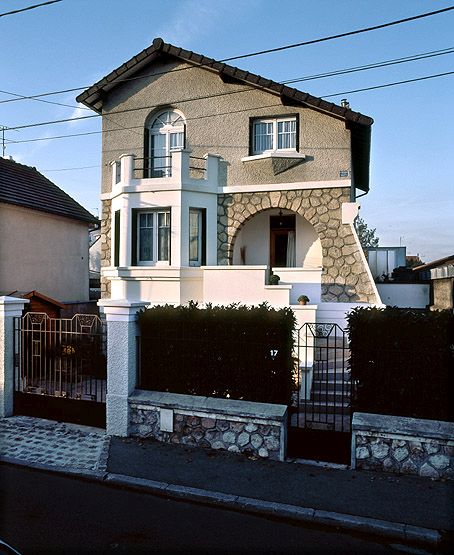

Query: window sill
(241, 151), (306, 163)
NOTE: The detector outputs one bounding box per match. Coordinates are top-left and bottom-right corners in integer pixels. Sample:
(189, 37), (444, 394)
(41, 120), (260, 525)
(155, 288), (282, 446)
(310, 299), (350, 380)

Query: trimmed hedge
(138, 302), (296, 405)
(347, 307), (454, 421)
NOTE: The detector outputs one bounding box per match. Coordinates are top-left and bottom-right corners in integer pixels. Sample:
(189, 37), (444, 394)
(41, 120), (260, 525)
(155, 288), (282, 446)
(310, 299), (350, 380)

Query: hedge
(138, 302), (296, 405)
(347, 307), (454, 421)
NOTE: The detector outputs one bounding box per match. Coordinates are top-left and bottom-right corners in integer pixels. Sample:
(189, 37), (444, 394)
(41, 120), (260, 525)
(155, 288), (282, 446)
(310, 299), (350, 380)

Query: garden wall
(129, 390), (288, 461)
(352, 412), (454, 480)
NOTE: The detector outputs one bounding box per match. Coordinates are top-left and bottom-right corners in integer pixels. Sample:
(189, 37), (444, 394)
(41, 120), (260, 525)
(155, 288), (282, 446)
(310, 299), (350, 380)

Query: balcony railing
(111, 149), (219, 189)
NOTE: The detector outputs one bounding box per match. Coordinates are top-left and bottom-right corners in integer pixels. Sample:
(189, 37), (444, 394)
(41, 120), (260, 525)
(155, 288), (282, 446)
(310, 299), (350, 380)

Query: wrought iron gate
(13, 313), (107, 427)
(288, 323), (352, 464)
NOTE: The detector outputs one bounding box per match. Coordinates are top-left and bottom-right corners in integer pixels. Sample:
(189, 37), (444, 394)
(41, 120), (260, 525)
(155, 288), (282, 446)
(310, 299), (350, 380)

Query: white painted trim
(219, 179), (350, 195)
(346, 220), (382, 304)
(241, 151), (306, 162)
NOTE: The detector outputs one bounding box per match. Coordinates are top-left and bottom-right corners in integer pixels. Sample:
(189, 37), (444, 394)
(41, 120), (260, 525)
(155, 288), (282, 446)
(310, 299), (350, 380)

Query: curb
(0, 458), (443, 547)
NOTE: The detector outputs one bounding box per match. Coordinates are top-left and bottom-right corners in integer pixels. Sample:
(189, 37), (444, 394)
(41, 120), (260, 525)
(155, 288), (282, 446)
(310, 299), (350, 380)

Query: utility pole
(1, 126), (6, 157)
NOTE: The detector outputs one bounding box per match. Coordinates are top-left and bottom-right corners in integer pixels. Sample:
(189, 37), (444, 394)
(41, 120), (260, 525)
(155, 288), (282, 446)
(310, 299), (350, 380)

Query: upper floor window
(148, 110), (185, 177)
(252, 116), (297, 155)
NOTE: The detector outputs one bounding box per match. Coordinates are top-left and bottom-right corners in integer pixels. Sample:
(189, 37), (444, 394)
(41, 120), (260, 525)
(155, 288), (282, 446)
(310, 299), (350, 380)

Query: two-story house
(77, 38), (380, 326)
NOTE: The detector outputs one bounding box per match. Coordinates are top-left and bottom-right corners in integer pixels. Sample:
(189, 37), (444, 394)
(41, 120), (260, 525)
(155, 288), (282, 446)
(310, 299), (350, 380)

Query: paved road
(0, 464), (430, 554)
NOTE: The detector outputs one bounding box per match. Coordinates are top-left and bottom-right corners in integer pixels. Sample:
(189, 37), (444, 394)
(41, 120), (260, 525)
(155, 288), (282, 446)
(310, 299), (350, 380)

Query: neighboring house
(76, 37), (380, 326)
(0, 156), (98, 303)
(366, 246), (429, 308)
(414, 255), (454, 311)
(0, 290), (65, 318)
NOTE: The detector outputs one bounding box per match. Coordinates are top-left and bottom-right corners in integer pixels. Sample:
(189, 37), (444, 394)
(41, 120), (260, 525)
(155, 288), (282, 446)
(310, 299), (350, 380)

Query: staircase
(298, 336), (352, 432)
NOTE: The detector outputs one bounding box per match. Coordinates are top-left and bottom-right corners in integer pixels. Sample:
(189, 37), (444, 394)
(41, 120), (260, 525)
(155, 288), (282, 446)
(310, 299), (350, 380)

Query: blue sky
(1, 0), (453, 262)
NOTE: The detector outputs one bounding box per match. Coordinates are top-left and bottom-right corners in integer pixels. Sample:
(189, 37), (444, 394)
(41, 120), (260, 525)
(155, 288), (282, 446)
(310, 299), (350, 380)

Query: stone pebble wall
(217, 187), (377, 303)
(100, 200), (111, 299)
(129, 405), (283, 460)
(355, 434), (454, 480)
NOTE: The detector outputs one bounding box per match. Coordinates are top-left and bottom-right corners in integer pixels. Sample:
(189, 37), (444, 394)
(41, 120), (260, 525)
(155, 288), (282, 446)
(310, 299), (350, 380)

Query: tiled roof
(0, 157), (98, 224)
(76, 37), (373, 127)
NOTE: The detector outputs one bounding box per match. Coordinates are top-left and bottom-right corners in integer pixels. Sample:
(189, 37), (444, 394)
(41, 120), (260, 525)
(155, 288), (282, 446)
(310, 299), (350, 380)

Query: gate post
(99, 300), (148, 436)
(0, 296), (29, 418)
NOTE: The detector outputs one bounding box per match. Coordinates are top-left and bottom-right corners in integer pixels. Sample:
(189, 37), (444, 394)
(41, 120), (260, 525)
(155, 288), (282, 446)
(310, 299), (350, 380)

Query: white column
(119, 195), (131, 267)
(99, 300), (148, 436)
(204, 153), (221, 186)
(0, 296), (29, 417)
(120, 153), (135, 185)
(171, 149), (190, 183)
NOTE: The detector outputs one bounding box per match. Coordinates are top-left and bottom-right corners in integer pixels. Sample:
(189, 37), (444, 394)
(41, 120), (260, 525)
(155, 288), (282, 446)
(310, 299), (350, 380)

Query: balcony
(110, 149), (220, 195)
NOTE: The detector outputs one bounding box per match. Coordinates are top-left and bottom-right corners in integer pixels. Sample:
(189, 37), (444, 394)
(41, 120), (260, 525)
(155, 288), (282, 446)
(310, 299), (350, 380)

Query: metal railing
(293, 323), (351, 433)
(14, 313), (107, 403)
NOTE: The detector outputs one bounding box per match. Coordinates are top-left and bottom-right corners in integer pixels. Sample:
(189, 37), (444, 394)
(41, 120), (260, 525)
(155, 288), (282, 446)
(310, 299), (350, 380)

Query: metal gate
(288, 323), (352, 464)
(13, 313), (107, 428)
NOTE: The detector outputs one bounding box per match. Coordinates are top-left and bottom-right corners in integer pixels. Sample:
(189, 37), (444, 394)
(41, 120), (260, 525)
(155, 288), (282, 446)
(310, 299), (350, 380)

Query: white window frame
(148, 109), (185, 177)
(189, 208), (204, 267)
(137, 209), (171, 265)
(252, 116), (297, 155)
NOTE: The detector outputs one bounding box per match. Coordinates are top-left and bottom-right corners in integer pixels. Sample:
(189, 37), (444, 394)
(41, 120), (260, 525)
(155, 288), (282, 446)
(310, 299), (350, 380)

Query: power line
(1, 6), (453, 106)
(0, 89), (90, 110)
(222, 5), (454, 61)
(5, 67), (454, 134)
(322, 70), (454, 98)
(0, 0), (62, 18)
(42, 164), (100, 172)
(285, 47), (454, 85)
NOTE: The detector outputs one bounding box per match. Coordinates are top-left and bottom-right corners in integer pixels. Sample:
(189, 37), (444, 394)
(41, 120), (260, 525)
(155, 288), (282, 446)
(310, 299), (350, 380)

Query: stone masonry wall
(352, 413), (454, 481)
(129, 395), (287, 461)
(217, 188), (377, 303)
(100, 200), (111, 299)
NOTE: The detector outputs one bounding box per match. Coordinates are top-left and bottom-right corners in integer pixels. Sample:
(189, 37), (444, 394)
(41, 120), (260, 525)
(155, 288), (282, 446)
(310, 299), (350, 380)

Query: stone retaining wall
(352, 412), (454, 480)
(129, 390), (287, 461)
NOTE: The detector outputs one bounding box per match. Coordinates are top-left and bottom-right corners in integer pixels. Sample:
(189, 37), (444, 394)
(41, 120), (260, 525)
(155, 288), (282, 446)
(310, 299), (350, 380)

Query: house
(76, 37), (380, 327)
(414, 255), (454, 311)
(0, 290), (65, 318)
(0, 156), (98, 303)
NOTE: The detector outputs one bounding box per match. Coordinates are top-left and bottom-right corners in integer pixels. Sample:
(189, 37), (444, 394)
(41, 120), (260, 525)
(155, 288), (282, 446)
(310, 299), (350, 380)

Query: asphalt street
(0, 464), (432, 554)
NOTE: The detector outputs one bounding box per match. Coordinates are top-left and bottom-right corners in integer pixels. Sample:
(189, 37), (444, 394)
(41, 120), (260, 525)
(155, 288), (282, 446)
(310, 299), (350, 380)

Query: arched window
(147, 109), (185, 177)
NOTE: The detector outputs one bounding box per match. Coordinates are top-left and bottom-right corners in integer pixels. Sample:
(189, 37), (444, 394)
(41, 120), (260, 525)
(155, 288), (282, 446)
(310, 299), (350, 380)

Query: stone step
(300, 400), (351, 415)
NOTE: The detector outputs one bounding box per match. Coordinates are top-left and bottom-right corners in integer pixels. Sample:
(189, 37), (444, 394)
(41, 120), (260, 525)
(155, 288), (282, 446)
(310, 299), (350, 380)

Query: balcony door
(148, 110), (185, 177)
(270, 214), (296, 267)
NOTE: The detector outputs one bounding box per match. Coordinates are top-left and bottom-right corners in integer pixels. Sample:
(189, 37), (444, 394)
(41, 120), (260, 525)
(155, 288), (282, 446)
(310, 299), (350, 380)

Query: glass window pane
(158, 211), (170, 261)
(189, 211), (200, 263)
(277, 120), (296, 149)
(170, 132), (184, 150)
(151, 134), (167, 177)
(253, 121), (273, 153)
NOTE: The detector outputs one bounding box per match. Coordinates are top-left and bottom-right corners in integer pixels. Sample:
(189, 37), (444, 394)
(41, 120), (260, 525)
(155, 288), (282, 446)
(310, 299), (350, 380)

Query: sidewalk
(1, 416), (453, 548)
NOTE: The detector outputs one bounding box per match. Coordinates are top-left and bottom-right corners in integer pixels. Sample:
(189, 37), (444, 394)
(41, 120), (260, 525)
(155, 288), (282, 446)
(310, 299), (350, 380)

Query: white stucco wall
(232, 209), (322, 267)
(0, 203), (90, 302)
(376, 283), (430, 308)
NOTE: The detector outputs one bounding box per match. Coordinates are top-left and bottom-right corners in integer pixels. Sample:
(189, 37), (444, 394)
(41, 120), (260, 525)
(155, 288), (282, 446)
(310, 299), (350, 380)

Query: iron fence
(14, 313), (107, 403)
(293, 323), (351, 433)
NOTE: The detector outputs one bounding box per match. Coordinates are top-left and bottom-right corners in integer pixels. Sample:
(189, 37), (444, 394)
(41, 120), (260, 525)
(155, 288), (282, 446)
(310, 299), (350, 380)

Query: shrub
(347, 307), (454, 421)
(138, 302), (295, 405)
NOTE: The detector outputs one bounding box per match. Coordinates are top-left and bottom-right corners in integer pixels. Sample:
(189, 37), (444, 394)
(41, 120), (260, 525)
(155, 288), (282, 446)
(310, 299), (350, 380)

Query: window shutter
(114, 210), (120, 267)
(248, 118), (254, 156)
(131, 209), (138, 266)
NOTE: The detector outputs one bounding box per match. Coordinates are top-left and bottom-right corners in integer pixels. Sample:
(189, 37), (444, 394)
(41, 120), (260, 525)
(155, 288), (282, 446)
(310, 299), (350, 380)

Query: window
(148, 110), (185, 177)
(252, 116), (297, 155)
(189, 208), (206, 266)
(136, 209), (171, 264)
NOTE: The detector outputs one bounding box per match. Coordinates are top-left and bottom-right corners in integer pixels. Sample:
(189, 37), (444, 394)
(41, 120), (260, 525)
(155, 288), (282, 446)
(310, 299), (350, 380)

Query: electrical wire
(4, 68), (453, 134)
(0, 89), (90, 110)
(0, 0), (62, 18)
(1, 6), (452, 105)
